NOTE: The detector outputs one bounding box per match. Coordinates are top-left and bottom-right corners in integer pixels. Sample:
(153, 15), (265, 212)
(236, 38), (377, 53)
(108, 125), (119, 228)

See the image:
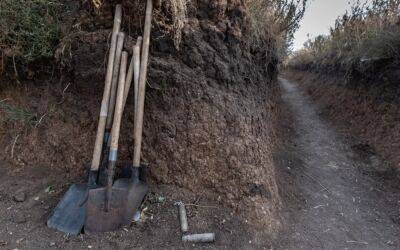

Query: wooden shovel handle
(106, 51), (128, 211)
(133, 37), (142, 122)
(110, 52), (128, 152)
(90, 5), (121, 172)
(123, 37), (142, 109)
(106, 32), (125, 130)
(133, 0), (153, 167)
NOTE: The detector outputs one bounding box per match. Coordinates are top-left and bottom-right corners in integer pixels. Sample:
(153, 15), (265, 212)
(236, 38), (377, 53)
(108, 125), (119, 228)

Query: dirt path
(276, 78), (400, 249)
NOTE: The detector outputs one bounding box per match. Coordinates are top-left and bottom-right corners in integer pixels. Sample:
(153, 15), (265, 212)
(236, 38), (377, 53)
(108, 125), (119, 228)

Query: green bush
(0, 0), (62, 63)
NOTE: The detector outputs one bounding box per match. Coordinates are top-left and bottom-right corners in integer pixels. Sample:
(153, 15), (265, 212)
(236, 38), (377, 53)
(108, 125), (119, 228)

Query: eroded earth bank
(0, 1), (283, 249)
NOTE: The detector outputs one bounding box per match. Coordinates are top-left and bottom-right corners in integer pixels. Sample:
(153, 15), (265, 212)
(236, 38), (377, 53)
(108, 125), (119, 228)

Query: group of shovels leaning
(47, 1), (153, 235)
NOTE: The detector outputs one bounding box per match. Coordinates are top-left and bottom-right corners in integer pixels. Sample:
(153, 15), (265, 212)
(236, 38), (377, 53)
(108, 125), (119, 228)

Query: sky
(293, 0), (360, 50)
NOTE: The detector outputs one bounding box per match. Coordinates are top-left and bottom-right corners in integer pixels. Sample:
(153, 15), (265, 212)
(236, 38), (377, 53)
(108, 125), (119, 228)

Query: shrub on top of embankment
(287, 0), (400, 82)
(0, 0), (63, 68)
(0, 0), (307, 79)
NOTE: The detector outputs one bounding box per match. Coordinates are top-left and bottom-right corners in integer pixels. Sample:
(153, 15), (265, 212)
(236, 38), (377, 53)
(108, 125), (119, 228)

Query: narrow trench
(275, 77), (400, 250)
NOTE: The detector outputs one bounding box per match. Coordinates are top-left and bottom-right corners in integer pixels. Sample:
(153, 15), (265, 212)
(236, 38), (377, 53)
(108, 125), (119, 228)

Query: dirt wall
(284, 70), (400, 174)
(0, 1), (282, 234)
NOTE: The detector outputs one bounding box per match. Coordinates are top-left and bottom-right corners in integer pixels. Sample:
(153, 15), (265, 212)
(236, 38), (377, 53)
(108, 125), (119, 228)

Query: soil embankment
(0, 1), (282, 248)
(284, 70), (400, 175)
(274, 77), (400, 249)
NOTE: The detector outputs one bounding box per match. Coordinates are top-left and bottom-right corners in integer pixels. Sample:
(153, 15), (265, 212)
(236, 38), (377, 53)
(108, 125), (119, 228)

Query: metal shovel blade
(113, 178), (148, 226)
(84, 186), (127, 233)
(47, 184), (87, 235)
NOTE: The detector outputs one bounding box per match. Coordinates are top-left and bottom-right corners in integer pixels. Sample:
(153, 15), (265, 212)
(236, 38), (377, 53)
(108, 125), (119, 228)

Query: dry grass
(288, 0), (400, 77)
(0, 0), (62, 63)
(0, 102), (37, 127)
(168, 0), (188, 48)
(0, 0), (307, 73)
(245, 0), (307, 57)
(119, 0), (306, 55)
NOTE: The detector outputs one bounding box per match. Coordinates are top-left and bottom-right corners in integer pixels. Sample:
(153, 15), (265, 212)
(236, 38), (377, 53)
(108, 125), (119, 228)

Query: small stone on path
(11, 213), (27, 224)
(13, 192), (26, 202)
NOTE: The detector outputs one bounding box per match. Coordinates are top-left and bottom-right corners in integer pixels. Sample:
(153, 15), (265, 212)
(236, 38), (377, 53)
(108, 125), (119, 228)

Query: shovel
(84, 51), (130, 233)
(98, 31), (126, 186)
(47, 5), (122, 235)
(98, 35), (141, 185)
(113, 0), (153, 226)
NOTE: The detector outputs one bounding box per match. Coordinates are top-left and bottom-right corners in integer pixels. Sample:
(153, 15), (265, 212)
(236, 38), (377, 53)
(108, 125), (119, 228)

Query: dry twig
(11, 134), (20, 158)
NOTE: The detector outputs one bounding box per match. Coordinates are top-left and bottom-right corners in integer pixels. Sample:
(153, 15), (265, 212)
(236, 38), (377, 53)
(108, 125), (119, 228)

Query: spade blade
(47, 184), (87, 235)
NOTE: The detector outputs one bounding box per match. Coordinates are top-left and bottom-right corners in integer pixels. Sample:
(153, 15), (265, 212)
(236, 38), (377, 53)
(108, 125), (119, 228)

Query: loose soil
(275, 77), (400, 249)
(0, 161), (274, 249)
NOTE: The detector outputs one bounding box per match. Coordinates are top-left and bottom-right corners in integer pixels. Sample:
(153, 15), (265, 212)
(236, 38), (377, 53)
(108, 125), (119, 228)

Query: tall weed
(288, 0), (400, 76)
(246, 0), (307, 57)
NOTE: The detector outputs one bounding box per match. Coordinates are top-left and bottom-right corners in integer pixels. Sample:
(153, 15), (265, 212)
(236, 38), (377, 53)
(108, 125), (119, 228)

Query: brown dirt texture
(273, 77), (400, 249)
(284, 70), (400, 173)
(0, 1), (282, 248)
(0, 163), (277, 249)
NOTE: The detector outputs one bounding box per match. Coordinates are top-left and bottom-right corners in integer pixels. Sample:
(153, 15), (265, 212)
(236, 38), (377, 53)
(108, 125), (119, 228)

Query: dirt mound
(0, 1), (282, 234)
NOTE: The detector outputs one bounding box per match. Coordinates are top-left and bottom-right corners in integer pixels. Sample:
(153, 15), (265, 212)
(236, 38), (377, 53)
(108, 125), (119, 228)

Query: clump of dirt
(0, 0), (282, 236)
(284, 70), (400, 174)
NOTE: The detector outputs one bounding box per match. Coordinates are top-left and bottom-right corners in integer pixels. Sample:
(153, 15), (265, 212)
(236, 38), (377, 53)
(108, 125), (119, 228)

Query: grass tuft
(0, 0), (62, 64)
(0, 103), (38, 127)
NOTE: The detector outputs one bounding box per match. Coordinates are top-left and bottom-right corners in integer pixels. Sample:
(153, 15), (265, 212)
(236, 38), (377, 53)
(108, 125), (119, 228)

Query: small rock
(45, 186), (54, 194)
(133, 211), (141, 222)
(11, 213), (27, 224)
(248, 183), (271, 199)
(13, 192), (26, 202)
(156, 196), (166, 203)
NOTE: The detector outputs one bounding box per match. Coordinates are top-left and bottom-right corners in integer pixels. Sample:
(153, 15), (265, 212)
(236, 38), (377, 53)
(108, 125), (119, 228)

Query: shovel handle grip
(90, 5), (122, 172)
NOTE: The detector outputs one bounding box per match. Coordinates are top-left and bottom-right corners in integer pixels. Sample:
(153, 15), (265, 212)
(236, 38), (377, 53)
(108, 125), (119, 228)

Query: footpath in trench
(276, 78), (400, 249)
